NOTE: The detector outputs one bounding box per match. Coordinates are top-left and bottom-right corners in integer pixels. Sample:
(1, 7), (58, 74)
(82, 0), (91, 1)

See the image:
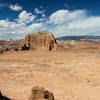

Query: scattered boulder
(4, 48), (9, 51)
(8, 48), (19, 52)
(0, 47), (19, 54)
(0, 91), (11, 100)
(20, 30), (57, 51)
(20, 44), (29, 51)
(14, 48), (19, 51)
(29, 86), (55, 100)
(0, 50), (4, 54)
(0, 48), (9, 54)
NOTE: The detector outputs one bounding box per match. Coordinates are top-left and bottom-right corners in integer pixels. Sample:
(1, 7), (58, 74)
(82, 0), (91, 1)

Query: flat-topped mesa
(20, 30), (57, 51)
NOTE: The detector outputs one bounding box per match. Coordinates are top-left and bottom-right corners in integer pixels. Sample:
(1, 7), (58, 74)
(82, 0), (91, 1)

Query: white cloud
(0, 19), (42, 33)
(16, 10), (36, 24)
(0, 3), (23, 11)
(47, 9), (100, 37)
(35, 17), (47, 22)
(64, 3), (70, 8)
(24, 23), (43, 33)
(0, 19), (26, 34)
(0, 19), (42, 39)
(34, 8), (46, 17)
(0, 10), (42, 39)
(47, 10), (86, 25)
(1, 9), (100, 39)
(9, 4), (22, 11)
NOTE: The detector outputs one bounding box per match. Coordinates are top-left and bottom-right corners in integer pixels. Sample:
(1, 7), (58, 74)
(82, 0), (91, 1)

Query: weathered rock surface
(29, 86), (55, 100)
(0, 91), (11, 100)
(20, 30), (57, 51)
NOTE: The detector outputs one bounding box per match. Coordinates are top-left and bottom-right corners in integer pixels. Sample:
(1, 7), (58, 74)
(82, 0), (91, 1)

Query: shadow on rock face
(0, 86), (55, 100)
(29, 86), (55, 100)
(21, 30), (57, 51)
(0, 91), (11, 100)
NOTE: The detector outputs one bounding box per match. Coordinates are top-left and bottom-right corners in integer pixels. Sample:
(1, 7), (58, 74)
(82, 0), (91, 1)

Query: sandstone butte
(20, 30), (57, 51)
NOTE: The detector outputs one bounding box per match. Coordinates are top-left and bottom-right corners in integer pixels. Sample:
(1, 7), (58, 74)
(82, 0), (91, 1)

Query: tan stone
(29, 86), (55, 100)
(20, 30), (57, 51)
(0, 91), (11, 100)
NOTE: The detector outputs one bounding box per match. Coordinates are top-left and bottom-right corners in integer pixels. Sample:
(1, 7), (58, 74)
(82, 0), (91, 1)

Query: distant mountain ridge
(56, 36), (100, 40)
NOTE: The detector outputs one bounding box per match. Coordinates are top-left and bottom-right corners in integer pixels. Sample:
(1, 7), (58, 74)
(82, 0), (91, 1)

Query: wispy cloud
(64, 3), (70, 8)
(0, 3), (7, 9)
(0, 3), (22, 11)
(34, 8), (46, 17)
(9, 4), (22, 11)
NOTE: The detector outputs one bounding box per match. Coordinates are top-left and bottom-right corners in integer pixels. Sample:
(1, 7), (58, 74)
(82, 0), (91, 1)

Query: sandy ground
(0, 49), (100, 100)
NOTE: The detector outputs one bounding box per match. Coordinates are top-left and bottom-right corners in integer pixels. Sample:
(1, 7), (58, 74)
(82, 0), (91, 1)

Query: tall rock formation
(20, 30), (57, 51)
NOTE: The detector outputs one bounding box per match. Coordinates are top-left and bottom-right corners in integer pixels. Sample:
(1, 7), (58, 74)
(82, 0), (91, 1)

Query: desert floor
(0, 49), (100, 100)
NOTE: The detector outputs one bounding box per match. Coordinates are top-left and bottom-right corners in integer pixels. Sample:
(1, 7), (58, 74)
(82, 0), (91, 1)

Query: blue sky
(0, 0), (100, 40)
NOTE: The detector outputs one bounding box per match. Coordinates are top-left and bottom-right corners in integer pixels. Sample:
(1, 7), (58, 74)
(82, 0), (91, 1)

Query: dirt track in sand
(0, 50), (100, 100)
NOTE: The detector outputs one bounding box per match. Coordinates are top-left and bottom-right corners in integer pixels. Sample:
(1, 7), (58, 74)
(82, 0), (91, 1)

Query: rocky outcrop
(29, 86), (55, 100)
(0, 50), (4, 54)
(0, 91), (11, 100)
(20, 30), (57, 51)
(0, 48), (19, 54)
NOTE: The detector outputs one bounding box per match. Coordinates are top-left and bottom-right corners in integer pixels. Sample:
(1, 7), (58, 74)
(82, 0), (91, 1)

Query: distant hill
(56, 36), (100, 40)
(0, 40), (22, 50)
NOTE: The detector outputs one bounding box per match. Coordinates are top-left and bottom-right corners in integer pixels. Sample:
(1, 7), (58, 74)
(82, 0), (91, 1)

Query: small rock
(0, 91), (11, 100)
(29, 86), (55, 100)
(14, 48), (19, 51)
